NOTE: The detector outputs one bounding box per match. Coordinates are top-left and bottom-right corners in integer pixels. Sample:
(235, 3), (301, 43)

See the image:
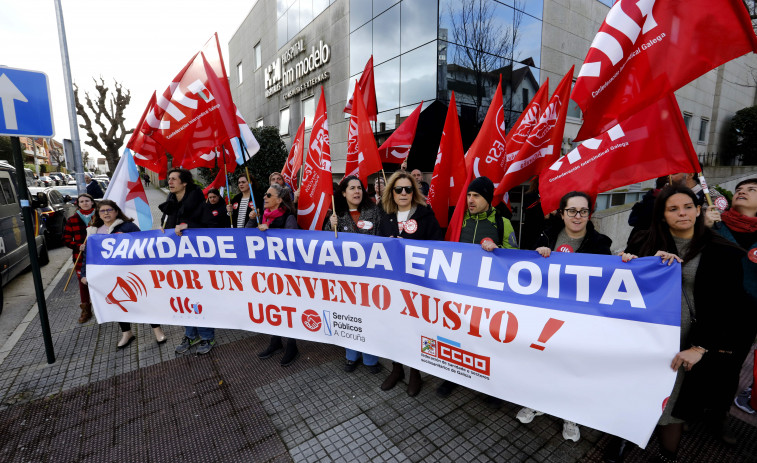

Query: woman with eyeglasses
(515, 191), (611, 443)
(227, 174), (258, 228)
(616, 185), (750, 462)
(62, 193), (97, 324)
(80, 200), (166, 348)
(377, 170), (443, 397)
(247, 183), (300, 367)
(324, 175), (383, 374)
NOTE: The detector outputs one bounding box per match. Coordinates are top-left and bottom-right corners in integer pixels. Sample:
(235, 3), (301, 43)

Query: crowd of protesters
(64, 166), (757, 463)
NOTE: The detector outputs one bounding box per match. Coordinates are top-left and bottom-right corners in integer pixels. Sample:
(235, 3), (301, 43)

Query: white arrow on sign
(0, 73), (28, 130)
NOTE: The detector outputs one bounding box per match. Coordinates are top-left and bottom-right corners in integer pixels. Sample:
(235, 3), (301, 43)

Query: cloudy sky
(0, 0), (256, 158)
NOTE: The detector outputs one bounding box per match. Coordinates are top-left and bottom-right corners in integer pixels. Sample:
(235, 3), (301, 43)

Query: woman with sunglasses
(80, 200), (166, 348)
(378, 171), (443, 396)
(324, 175), (383, 374)
(515, 191), (611, 443)
(618, 185), (750, 462)
(62, 193), (97, 324)
(247, 183), (300, 366)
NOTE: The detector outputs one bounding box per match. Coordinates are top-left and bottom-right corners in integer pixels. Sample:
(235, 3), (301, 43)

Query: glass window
(682, 112), (692, 130)
(302, 96), (315, 128)
(254, 42), (262, 70)
(237, 62), (243, 85)
(256, 118), (265, 128)
(0, 178), (12, 204)
(400, 0), (437, 53)
(278, 15), (288, 49)
(400, 42), (437, 107)
(698, 118), (709, 143)
(350, 0), (372, 32)
(375, 57), (400, 112)
(373, 5), (400, 65)
(567, 99), (582, 120)
(521, 87), (529, 111)
(300, 0), (314, 27)
(518, 0), (544, 19)
(514, 10), (542, 69)
(288, 4), (300, 41)
(280, 107), (291, 135)
(350, 23), (373, 77)
(49, 190), (63, 205)
(374, 0), (398, 16)
(377, 109), (399, 132)
(313, 0), (329, 17)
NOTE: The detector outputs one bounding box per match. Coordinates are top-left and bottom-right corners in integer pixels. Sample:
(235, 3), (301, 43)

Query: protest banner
(86, 228), (679, 446)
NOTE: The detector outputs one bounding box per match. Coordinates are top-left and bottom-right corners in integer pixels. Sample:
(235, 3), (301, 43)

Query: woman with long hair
(378, 170), (443, 396)
(621, 185), (750, 461)
(227, 174), (258, 228)
(515, 191), (611, 443)
(324, 175), (382, 374)
(248, 183), (300, 366)
(81, 200), (166, 348)
(204, 188), (230, 228)
(62, 193), (96, 324)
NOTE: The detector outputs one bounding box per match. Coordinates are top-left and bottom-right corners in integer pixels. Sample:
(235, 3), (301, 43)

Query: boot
(117, 330), (135, 349)
(407, 368), (422, 397)
(280, 340), (299, 367)
(258, 336), (283, 359)
(153, 326), (167, 344)
(78, 303), (92, 324)
(380, 362), (405, 391)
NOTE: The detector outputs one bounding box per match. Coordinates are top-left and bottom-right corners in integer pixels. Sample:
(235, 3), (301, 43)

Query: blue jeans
(185, 326), (214, 341)
(345, 349), (377, 366)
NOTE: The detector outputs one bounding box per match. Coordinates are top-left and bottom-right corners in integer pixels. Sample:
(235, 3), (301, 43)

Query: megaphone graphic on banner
(105, 273), (147, 312)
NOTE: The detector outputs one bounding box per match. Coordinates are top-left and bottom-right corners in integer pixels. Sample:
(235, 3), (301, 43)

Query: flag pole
(331, 196), (338, 238)
(63, 236), (87, 292)
(238, 136), (258, 213)
(381, 168), (387, 185)
(222, 145), (234, 228)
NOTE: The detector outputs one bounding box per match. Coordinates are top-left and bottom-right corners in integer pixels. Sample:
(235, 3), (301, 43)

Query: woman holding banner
(248, 183), (300, 367)
(80, 200), (166, 348)
(63, 193), (97, 324)
(378, 171), (443, 397)
(204, 188), (230, 228)
(516, 191), (611, 443)
(324, 175), (383, 374)
(622, 185), (750, 461)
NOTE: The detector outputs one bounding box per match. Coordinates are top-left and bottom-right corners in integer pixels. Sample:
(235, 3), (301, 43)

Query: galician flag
(104, 149), (153, 231)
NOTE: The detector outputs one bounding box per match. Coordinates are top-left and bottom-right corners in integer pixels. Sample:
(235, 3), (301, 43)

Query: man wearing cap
(437, 176), (518, 398)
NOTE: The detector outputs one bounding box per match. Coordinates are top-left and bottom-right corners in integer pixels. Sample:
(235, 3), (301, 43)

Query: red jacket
(62, 213), (90, 270)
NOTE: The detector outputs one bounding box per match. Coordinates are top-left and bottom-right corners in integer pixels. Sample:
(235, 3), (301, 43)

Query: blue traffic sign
(0, 66), (54, 137)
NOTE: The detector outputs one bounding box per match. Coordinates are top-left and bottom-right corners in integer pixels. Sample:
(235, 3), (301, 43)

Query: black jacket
(230, 193), (259, 228)
(534, 221), (612, 255)
(158, 187), (206, 229)
(203, 200), (230, 228)
(378, 205), (443, 241)
(626, 231), (752, 419)
(86, 181), (104, 199)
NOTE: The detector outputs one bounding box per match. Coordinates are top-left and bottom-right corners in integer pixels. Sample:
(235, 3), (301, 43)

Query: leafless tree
(446, 0), (522, 122)
(73, 77), (133, 173)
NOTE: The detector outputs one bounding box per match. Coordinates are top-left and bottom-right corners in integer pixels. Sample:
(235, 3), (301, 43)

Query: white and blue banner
(87, 228), (680, 446)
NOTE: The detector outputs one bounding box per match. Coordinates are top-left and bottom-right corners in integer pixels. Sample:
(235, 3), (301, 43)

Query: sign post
(0, 66), (56, 364)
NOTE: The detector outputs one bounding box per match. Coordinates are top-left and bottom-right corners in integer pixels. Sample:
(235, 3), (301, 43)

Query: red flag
(298, 87), (333, 230)
(140, 35), (240, 169)
(464, 76), (507, 184)
(494, 67), (574, 199)
(503, 79), (549, 170)
(539, 94), (701, 214)
(344, 83), (382, 183)
(128, 92), (168, 179)
(444, 168), (474, 242)
(344, 56), (378, 120)
(282, 119), (306, 190)
(428, 93), (466, 228)
(377, 101), (423, 164)
(572, 0), (757, 141)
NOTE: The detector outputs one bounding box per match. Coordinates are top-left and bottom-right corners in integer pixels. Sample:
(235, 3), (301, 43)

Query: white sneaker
(562, 420), (580, 442)
(516, 407), (544, 424)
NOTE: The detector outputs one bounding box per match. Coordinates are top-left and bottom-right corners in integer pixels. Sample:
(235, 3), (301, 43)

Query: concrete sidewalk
(0, 184), (754, 462)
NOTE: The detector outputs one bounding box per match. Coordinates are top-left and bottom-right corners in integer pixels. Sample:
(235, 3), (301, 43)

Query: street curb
(0, 260), (74, 367)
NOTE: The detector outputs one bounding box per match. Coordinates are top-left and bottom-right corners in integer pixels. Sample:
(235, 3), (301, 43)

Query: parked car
(29, 187), (76, 247)
(48, 172), (65, 186)
(67, 180), (78, 186)
(52, 185), (82, 204)
(38, 176), (54, 187)
(0, 165), (49, 313)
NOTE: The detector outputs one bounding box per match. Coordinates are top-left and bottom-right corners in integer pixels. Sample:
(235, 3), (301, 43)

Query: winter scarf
(262, 206), (286, 225)
(721, 209), (757, 233)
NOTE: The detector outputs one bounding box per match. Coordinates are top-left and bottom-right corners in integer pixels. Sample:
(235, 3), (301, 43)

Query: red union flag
(378, 101), (423, 164)
(128, 92), (168, 179)
(428, 93), (466, 228)
(282, 119), (306, 189)
(572, 0), (757, 141)
(504, 79), (549, 169)
(298, 87), (333, 230)
(138, 34), (240, 169)
(464, 76), (507, 184)
(540, 94), (701, 214)
(494, 67), (573, 198)
(344, 83), (382, 184)
(344, 56), (378, 120)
